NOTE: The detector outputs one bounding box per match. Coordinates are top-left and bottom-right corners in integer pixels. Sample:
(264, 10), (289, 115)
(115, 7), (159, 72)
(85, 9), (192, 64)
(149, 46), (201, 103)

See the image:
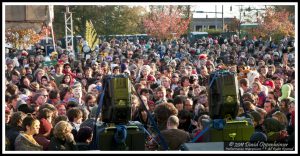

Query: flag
(85, 20), (99, 51)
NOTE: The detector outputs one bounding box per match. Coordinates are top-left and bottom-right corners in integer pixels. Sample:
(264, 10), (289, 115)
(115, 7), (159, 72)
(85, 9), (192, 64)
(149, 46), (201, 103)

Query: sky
(191, 3), (267, 18)
(3, 2), (296, 19)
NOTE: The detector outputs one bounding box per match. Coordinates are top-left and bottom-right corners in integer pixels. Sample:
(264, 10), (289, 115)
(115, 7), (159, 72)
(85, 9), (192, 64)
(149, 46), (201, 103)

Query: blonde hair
(272, 111), (288, 127)
(131, 94), (140, 107)
(252, 81), (262, 91)
(53, 121), (73, 140)
(160, 76), (171, 83)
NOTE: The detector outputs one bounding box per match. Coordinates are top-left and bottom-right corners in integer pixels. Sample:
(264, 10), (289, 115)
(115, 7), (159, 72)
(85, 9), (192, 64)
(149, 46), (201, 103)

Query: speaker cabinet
(208, 71), (240, 119)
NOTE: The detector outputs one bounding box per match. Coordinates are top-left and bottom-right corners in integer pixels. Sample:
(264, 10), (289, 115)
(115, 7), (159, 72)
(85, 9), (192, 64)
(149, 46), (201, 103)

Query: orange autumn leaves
(252, 8), (294, 42)
(143, 6), (191, 40)
(5, 28), (49, 49)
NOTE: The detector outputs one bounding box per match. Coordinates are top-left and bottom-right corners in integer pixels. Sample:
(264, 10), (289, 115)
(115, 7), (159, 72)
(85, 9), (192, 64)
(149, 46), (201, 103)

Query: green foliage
(53, 6), (67, 39)
(53, 6), (146, 40)
(206, 29), (223, 37)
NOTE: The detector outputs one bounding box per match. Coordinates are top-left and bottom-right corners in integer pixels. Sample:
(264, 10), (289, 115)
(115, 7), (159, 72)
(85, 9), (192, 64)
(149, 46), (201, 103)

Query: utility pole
(222, 5), (224, 32)
(194, 5), (224, 32)
(64, 6), (74, 54)
(236, 5), (243, 39)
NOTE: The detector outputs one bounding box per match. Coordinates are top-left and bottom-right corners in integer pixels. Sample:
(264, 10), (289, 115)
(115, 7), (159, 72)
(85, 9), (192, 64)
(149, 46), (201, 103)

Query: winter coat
(48, 136), (77, 151)
(14, 133), (43, 151)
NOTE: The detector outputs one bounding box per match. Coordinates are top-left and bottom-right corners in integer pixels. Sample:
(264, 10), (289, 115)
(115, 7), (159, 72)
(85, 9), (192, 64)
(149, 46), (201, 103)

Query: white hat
(273, 51), (279, 56)
(19, 94), (29, 101)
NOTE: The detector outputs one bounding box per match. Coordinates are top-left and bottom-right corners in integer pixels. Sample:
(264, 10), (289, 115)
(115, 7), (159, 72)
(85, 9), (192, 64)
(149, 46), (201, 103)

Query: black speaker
(102, 75), (132, 124)
(97, 125), (145, 151)
(208, 71), (240, 119)
(180, 142), (224, 151)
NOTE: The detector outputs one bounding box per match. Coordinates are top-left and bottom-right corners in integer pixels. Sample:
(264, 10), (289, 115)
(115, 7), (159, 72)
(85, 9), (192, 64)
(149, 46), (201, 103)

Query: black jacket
(48, 136), (77, 151)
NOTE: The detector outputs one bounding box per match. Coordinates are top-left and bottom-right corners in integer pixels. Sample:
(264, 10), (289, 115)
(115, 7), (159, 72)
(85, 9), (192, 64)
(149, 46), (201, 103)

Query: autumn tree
(143, 5), (191, 40)
(226, 16), (240, 32)
(251, 8), (294, 43)
(5, 28), (41, 49)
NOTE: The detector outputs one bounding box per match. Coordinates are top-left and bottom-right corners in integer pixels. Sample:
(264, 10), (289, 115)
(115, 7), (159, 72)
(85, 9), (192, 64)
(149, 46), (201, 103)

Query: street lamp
(245, 6), (266, 19)
(231, 5), (267, 38)
(194, 5), (224, 32)
(229, 5), (243, 38)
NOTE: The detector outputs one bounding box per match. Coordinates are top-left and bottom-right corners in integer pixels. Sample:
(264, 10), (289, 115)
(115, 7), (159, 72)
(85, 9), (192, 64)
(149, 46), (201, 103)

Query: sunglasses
(27, 113), (37, 119)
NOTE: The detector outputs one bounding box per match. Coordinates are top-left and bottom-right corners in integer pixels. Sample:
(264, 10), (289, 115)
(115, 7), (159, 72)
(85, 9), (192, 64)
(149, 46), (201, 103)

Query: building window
(209, 25), (216, 29)
(195, 25), (202, 31)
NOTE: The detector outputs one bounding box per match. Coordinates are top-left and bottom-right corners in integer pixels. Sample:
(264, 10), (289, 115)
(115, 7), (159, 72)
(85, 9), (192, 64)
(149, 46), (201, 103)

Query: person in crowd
(62, 62), (76, 80)
(154, 86), (168, 105)
(172, 96), (184, 114)
(263, 118), (287, 142)
(41, 75), (50, 88)
(160, 76), (171, 90)
(19, 76), (31, 90)
(6, 83), (19, 96)
(34, 108), (53, 150)
(251, 81), (267, 108)
(75, 126), (93, 150)
(264, 99), (278, 118)
(148, 115), (190, 150)
(279, 98), (291, 116)
(15, 115), (43, 151)
(198, 66), (209, 86)
(56, 104), (67, 116)
(83, 66), (97, 87)
(48, 89), (61, 106)
(264, 79), (275, 92)
(6, 112), (27, 150)
(48, 121), (77, 150)
(33, 68), (47, 85)
(6, 93), (19, 112)
(5, 109), (11, 125)
(61, 73), (74, 86)
(272, 111), (289, 129)
(52, 63), (65, 87)
(84, 93), (97, 113)
(80, 105), (100, 129)
(273, 77), (284, 99)
(170, 73), (180, 91)
(196, 90), (209, 113)
(184, 98), (193, 113)
(6, 58), (15, 81)
(191, 114), (210, 142)
(5, 33), (296, 151)
(132, 95), (150, 129)
(59, 86), (74, 105)
(177, 109), (194, 132)
(67, 107), (83, 137)
(239, 78), (251, 95)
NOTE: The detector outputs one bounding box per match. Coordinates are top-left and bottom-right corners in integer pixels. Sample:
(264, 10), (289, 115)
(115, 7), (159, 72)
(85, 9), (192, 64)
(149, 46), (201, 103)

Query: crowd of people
(5, 33), (296, 151)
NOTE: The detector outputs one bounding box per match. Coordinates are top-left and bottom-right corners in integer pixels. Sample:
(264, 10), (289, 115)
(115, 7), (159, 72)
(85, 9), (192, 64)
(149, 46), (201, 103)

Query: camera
(189, 75), (197, 84)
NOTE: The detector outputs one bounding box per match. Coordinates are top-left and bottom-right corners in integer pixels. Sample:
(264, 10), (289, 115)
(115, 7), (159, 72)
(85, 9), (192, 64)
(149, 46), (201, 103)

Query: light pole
(235, 5), (243, 39)
(230, 5), (243, 39)
(194, 5), (224, 32)
(222, 5), (224, 32)
(231, 5), (266, 39)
